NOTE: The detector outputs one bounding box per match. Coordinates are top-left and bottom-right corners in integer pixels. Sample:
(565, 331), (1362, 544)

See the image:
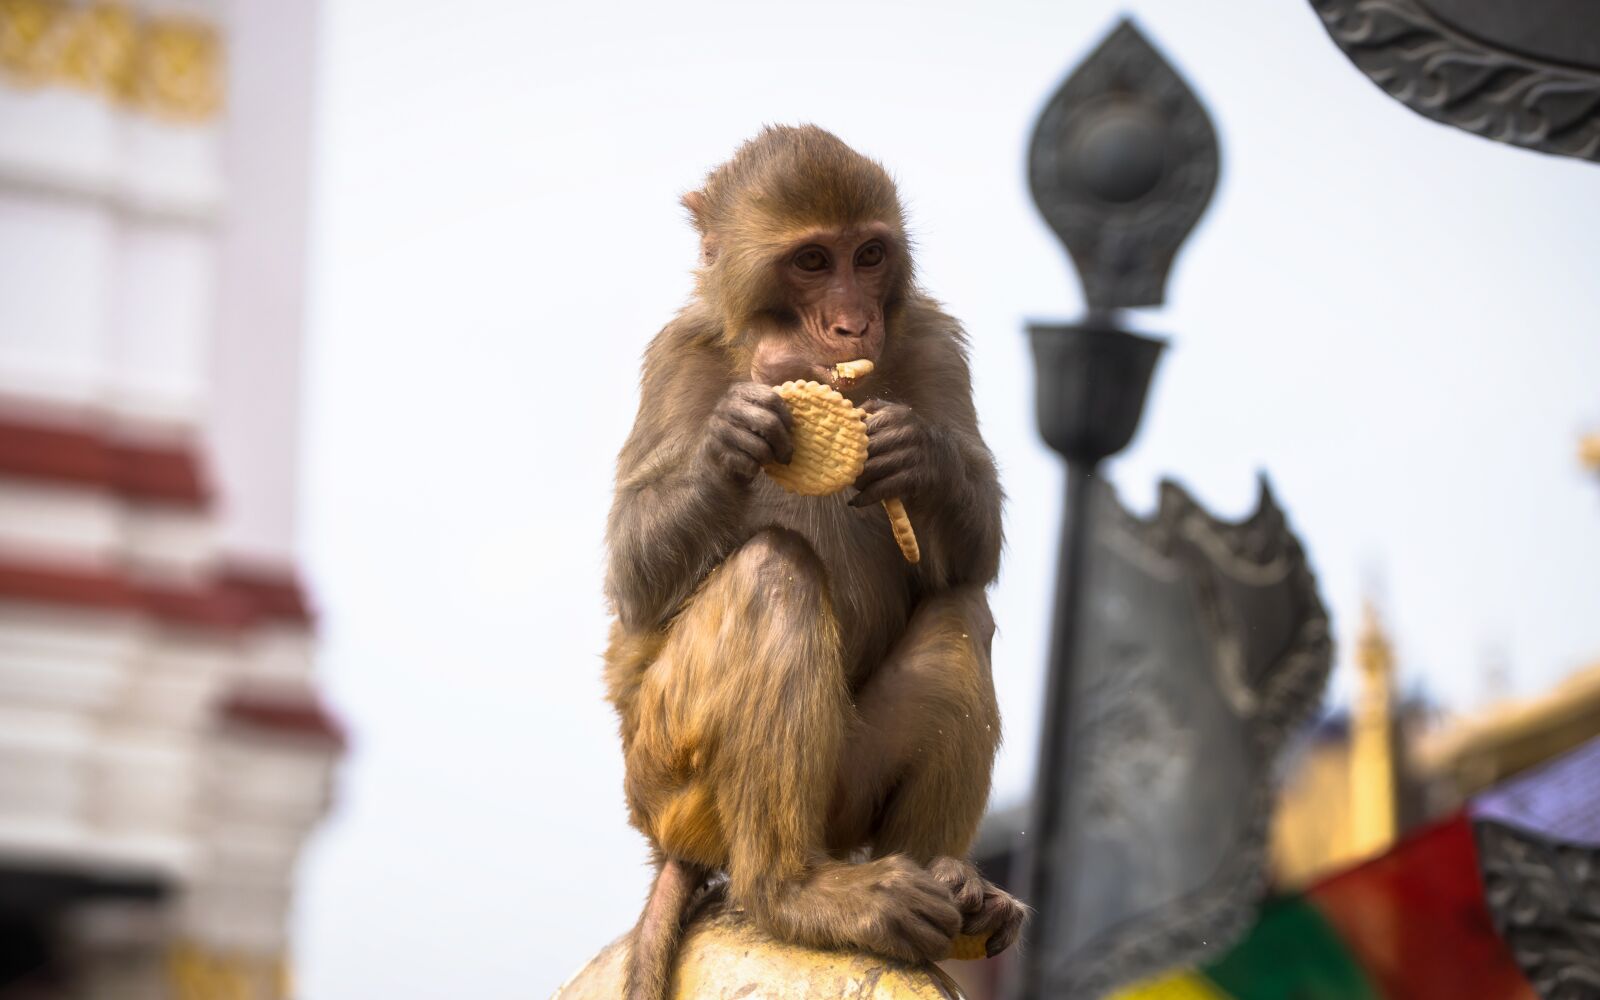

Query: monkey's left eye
(794, 247), (830, 272)
(855, 242), (885, 267)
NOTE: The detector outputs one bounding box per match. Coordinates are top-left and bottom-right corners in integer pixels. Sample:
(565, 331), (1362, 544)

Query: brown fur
(605, 126), (1021, 1000)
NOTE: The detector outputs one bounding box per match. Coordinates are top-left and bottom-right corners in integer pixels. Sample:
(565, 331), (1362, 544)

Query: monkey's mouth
(754, 359), (873, 389)
(828, 358), (876, 392)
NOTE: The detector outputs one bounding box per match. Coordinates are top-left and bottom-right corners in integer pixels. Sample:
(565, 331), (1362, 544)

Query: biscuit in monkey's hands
(761, 373), (920, 565)
(762, 380), (868, 496)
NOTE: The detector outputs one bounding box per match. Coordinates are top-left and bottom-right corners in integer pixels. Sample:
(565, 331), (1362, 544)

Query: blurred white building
(0, 1), (336, 997)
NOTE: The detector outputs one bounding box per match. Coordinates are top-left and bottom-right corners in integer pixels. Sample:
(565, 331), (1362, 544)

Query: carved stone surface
(1310, 0), (1600, 162)
(1038, 478), (1332, 997)
(552, 903), (964, 1000)
(1027, 19), (1220, 312)
(1475, 821), (1600, 1000)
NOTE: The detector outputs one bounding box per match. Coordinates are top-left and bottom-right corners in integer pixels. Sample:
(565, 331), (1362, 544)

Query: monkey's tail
(624, 857), (705, 1000)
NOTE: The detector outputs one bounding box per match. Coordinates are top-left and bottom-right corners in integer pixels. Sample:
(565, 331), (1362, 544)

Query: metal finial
(1028, 19), (1221, 312)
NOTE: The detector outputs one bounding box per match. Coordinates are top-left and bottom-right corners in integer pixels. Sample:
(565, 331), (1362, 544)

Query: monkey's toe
(856, 856), (961, 963)
(972, 889), (1027, 957)
(928, 857), (985, 915)
(927, 856), (1027, 958)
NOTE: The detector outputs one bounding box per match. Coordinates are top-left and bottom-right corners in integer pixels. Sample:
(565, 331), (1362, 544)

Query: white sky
(293, 1), (1600, 996)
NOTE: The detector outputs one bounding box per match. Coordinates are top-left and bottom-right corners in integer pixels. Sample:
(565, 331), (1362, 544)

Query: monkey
(603, 125), (1025, 1000)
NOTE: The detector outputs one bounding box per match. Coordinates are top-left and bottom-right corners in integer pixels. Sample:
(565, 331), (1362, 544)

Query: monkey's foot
(757, 855), (961, 965)
(928, 857), (1027, 958)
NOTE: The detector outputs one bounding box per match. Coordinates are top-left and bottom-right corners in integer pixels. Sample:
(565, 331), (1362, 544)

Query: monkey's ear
(681, 190), (719, 265)
(681, 190), (709, 231)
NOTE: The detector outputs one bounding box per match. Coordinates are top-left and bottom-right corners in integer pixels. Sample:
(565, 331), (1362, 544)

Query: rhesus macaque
(604, 125), (1024, 1000)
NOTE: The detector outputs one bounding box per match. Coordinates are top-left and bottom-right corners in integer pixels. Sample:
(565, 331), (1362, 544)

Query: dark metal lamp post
(1011, 19), (1216, 1000)
(1009, 21), (1334, 1000)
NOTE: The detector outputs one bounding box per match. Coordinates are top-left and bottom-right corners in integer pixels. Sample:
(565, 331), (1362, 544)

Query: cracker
(762, 360), (920, 565)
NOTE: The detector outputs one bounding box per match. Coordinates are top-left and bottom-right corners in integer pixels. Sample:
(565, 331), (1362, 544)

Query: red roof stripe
(0, 557), (314, 630)
(0, 416), (210, 506)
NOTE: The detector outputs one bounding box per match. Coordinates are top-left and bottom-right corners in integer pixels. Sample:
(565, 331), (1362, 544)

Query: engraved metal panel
(1040, 478), (1332, 997)
(1473, 735), (1600, 1000)
(1310, 0), (1600, 162)
(1476, 822), (1600, 1000)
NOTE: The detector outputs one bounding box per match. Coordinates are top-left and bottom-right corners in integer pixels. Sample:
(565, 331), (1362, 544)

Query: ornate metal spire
(1027, 19), (1220, 312)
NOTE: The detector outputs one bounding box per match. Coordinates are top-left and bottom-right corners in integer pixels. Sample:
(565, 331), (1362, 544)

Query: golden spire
(1349, 602), (1397, 857)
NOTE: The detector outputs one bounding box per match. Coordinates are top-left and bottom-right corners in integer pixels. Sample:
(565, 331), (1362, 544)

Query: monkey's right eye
(793, 248), (830, 272)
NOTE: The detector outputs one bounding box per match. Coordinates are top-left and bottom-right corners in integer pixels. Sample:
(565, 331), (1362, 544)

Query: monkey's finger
(716, 448), (759, 483)
(893, 917), (953, 964)
(732, 382), (795, 427)
(910, 893), (963, 941)
(736, 404), (794, 464)
(855, 448), (917, 487)
(850, 471), (917, 508)
(928, 858), (986, 914)
(862, 401), (918, 429)
(985, 905), (1026, 957)
(719, 424), (780, 467)
(849, 461), (907, 500)
(863, 420), (921, 455)
(960, 893), (1011, 937)
(952, 878), (986, 915)
(758, 389), (795, 429)
(891, 896), (960, 959)
(862, 401), (908, 425)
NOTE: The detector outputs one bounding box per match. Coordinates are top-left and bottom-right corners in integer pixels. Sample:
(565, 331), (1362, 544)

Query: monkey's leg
(632, 528), (961, 964)
(831, 586), (1026, 957)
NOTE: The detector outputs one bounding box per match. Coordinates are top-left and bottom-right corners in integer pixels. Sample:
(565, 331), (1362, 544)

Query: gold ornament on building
(169, 942), (291, 1000)
(1349, 602), (1398, 857)
(1269, 600), (1401, 888)
(136, 13), (221, 119)
(0, 0), (221, 119)
(57, 3), (136, 96)
(0, 0), (59, 82)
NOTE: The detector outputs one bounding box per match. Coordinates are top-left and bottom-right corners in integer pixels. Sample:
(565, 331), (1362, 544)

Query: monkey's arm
(906, 422), (1002, 586)
(852, 403), (1001, 587)
(606, 359), (793, 631)
(606, 450), (750, 632)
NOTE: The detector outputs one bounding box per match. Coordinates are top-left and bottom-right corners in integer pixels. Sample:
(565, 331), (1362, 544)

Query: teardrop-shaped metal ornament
(1029, 19), (1221, 312)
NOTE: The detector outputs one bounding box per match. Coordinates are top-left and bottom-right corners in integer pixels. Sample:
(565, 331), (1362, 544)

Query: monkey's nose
(831, 318), (868, 339)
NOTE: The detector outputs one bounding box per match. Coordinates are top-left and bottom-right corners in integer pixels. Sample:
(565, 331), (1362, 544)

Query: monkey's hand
(850, 400), (937, 507)
(700, 382), (794, 484)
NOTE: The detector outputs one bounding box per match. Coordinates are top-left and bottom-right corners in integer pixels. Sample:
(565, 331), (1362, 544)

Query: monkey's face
(748, 223), (898, 387)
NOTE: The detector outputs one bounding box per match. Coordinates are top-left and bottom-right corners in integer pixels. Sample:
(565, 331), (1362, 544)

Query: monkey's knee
(664, 526), (836, 679)
(935, 586), (994, 651)
(642, 527), (845, 880)
(842, 589), (999, 858)
(877, 588), (996, 696)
